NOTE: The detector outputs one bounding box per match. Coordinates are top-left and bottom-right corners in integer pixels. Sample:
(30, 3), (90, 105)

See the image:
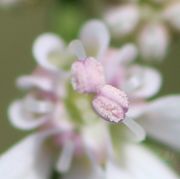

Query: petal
(123, 144), (179, 179)
(122, 65), (162, 98)
(61, 157), (104, 179)
(104, 5), (139, 37)
(17, 75), (54, 92)
(32, 33), (64, 71)
(56, 140), (75, 173)
(81, 123), (111, 163)
(163, 2), (180, 30)
(138, 23), (169, 60)
(80, 20), (110, 59)
(8, 99), (51, 130)
(68, 40), (87, 60)
(106, 161), (132, 179)
(138, 96), (180, 150)
(0, 132), (53, 179)
(102, 44), (137, 83)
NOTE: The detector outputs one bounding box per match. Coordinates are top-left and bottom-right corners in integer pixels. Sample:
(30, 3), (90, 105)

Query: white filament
(56, 140), (75, 173)
(69, 40), (87, 60)
(123, 117), (146, 142)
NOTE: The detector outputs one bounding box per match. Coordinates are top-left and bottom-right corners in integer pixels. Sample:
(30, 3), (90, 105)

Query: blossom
(104, 4), (140, 38)
(0, 20), (179, 179)
(138, 23), (169, 61)
(163, 1), (180, 31)
(102, 1), (180, 61)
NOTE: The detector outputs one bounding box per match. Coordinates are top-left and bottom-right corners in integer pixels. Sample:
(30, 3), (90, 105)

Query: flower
(103, 4), (140, 38)
(102, 1), (180, 61)
(138, 23), (169, 61)
(0, 20), (179, 179)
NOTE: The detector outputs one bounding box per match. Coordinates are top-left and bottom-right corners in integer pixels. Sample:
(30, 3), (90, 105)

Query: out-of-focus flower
(163, 1), (180, 31)
(138, 23), (169, 61)
(0, 20), (179, 178)
(104, 4), (140, 38)
(102, 0), (180, 61)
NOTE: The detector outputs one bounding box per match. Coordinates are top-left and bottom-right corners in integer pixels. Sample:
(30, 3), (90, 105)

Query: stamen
(69, 40), (87, 60)
(122, 117), (146, 142)
(56, 140), (75, 173)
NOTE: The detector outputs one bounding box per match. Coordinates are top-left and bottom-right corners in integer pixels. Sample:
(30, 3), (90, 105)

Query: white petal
(56, 140), (75, 173)
(80, 20), (110, 59)
(68, 40), (86, 60)
(106, 161), (132, 179)
(163, 2), (180, 30)
(32, 33), (64, 71)
(104, 5), (139, 37)
(17, 76), (53, 92)
(123, 144), (179, 179)
(8, 100), (51, 130)
(123, 65), (162, 98)
(81, 123), (110, 163)
(117, 43), (138, 64)
(0, 132), (53, 179)
(61, 158), (104, 179)
(138, 96), (180, 150)
(138, 23), (169, 60)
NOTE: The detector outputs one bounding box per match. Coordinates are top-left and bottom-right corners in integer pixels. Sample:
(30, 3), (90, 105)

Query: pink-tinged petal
(92, 85), (128, 123)
(0, 132), (53, 179)
(123, 65), (162, 99)
(138, 96), (180, 150)
(17, 76), (54, 92)
(71, 57), (106, 93)
(32, 33), (64, 71)
(138, 23), (169, 60)
(101, 44), (137, 84)
(123, 144), (179, 179)
(16, 67), (57, 92)
(8, 98), (52, 130)
(80, 20), (110, 59)
(104, 5), (139, 37)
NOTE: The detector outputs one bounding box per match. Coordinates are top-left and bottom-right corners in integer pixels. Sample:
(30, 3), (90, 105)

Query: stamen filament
(122, 117), (146, 142)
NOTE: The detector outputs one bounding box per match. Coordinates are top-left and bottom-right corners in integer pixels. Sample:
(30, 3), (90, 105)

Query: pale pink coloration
(93, 85), (128, 123)
(17, 67), (59, 92)
(53, 130), (84, 157)
(71, 57), (106, 93)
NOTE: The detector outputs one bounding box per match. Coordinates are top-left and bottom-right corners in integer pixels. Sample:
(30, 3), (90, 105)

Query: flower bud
(71, 57), (106, 93)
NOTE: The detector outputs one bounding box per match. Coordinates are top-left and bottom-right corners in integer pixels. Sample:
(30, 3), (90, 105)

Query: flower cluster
(104, 0), (180, 61)
(0, 20), (180, 179)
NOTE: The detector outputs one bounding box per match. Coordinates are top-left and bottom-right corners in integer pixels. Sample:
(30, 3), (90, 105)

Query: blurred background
(0, 0), (180, 172)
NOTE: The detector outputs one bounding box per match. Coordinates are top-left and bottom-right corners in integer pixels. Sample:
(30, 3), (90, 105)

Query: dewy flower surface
(0, 20), (180, 179)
